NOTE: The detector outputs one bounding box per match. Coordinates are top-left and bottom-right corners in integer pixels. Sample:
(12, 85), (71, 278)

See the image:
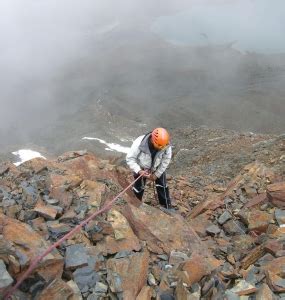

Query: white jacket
(126, 133), (172, 178)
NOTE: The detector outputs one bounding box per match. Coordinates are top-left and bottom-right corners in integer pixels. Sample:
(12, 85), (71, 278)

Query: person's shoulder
(132, 135), (145, 146)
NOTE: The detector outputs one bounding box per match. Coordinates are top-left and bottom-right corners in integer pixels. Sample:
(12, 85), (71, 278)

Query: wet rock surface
(0, 132), (284, 299)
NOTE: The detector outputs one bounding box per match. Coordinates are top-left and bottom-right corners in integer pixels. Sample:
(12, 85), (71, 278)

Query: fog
(0, 0), (284, 157)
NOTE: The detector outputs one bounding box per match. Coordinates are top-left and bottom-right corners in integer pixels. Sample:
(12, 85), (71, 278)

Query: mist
(0, 0), (284, 158)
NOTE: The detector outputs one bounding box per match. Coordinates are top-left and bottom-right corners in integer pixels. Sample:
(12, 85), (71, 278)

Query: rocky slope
(0, 128), (284, 300)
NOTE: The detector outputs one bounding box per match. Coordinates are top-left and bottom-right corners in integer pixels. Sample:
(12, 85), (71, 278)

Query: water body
(152, 0), (285, 54)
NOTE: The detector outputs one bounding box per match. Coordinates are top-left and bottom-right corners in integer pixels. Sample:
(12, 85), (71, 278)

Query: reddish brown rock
(21, 157), (51, 174)
(34, 200), (58, 220)
(187, 211), (212, 237)
(261, 257), (285, 277)
(121, 203), (210, 256)
(176, 280), (191, 299)
(48, 174), (79, 210)
(244, 193), (268, 209)
(93, 209), (141, 255)
(37, 278), (74, 300)
(0, 213), (63, 281)
(256, 283), (274, 300)
(267, 182), (285, 208)
(265, 271), (285, 293)
(107, 251), (149, 300)
(264, 240), (283, 256)
(179, 253), (222, 286)
(244, 209), (272, 233)
(76, 180), (106, 208)
(136, 286), (152, 300)
(241, 245), (266, 270)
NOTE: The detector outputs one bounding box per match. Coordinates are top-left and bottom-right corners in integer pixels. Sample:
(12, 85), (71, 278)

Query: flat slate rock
(65, 244), (88, 270)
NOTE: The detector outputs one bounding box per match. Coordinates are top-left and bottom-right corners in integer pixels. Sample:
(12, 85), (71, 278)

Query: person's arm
(153, 146), (172, 178)
(126, 137), (143, 174)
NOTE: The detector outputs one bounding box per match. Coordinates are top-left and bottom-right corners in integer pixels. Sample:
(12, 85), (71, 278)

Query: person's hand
(138, 170), (150, 178)
(149, 174), (157, 181)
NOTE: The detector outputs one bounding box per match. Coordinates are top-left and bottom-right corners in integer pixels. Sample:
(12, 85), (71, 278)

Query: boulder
(107, 251), (149, 300)
(178, 253), (222, 286)
(37, 278), (74, 300)
(121, 203), (210, 256)
(93, 209), (141, 255)
(0, 213), (63, 281)
(267, 182), (285, 208)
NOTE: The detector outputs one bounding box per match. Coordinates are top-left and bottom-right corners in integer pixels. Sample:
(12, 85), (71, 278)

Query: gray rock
(114, 250), (133, 259)
(107, 271), (123, 293)
(65, 244), (88, 270)
(218, 211), (232, 225)
(160, 292), (175, 300)
(94, 282), (108, 293)
(169, 250), (188, 265)
(73, 266), (100, 291)
(223, 220), (246, 235)
(275, 209), (285, 226)
(48, 222), (72, 239)
(224, 290), (240, 300)
(157, 254), (168, 261)
(87, 294), (100, 300)
(206, 224), (221, 236)
(0, 259), (13, 289)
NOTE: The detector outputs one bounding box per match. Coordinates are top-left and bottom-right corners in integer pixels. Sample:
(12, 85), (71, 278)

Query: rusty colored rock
(267, 182), (285, 208)
(21, 157), (50, 174)
(0, 213), (63, 281)
(37, 278), (74, 300)
(179, 253), (222, 286)
(264, 240), (283, 256)
(107, 251), (149, 300)
(245, 209), (272, 233)
(261, 257), (285, 277)
(136, 286), (152, 300)
(265, 271), (285, 292)
(241, 245), (266, 270)
(94, 209), (141, 255)
(61, 154), (101, 181)
(34, 200), (58, 220)
(76, 180), (106, 208)
(121, 203), (210, 256)
(187, 211), (212, 237)
(244, 193), (268, 209)
(256, 283), (274, 300)
(176, 280), (191, 300)
(189, 196), (223, 219)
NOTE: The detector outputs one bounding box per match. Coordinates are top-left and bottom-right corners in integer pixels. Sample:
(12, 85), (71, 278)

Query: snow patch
(82, 137), (130, 154)
(12, 149), (46, 166)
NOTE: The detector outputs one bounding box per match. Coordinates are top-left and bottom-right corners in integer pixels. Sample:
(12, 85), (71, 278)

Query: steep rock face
(0, 140), (284, 300)
(121, 203), (209, 256)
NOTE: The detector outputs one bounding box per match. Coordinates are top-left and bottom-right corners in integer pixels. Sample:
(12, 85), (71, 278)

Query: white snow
(12, 149), (46, 166)
(82, 137), (130, 154)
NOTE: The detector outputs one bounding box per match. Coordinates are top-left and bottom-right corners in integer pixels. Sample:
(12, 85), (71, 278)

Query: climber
(126, 127), (172, 209)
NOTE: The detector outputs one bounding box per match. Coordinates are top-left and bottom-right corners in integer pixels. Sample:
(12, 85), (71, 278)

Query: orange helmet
(151, 128), (170, 150)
